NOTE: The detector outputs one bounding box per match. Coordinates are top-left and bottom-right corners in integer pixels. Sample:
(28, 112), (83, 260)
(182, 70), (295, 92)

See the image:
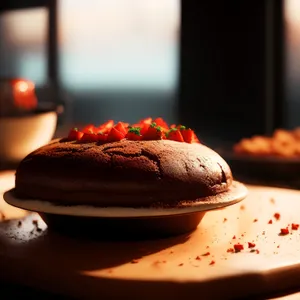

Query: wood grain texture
(1, 171), (300, 299)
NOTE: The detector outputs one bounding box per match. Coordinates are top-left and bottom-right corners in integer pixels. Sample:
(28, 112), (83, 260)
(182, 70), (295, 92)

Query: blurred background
(0, 0), (300, 155)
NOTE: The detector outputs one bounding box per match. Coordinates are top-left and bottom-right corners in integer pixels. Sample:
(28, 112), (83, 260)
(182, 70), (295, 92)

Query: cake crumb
(240, 205), (245, 210)
(195, 256), (201, 261)
(209, 260), (215, 265)
(17, 221), (22, 227)
(223, 217), (228, 222)
(202, 252), (210, 256)
(227, 248), (234, 253)
(253, 219), (258, 223)
(131, 259), (139, 264)
(270, 197), (275, 204)
(178, 263), (184, 267)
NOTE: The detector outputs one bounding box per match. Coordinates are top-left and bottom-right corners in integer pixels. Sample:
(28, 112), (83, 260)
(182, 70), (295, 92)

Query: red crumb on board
(274, 213), (280, 220)
(280, 228), (289, 235)
(248, 242), (256, 248)
(131, 259), (139, 264)
(234, 244), (244, 252)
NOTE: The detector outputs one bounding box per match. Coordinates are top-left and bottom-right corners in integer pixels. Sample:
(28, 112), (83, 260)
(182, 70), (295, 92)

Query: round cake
(15, 118), (233, 208)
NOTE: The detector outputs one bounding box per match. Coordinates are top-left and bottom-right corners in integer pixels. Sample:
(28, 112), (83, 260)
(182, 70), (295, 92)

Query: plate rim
(3, 181), (247, 218)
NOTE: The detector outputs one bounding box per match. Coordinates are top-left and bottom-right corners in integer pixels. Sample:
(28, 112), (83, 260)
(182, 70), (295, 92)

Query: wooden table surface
(1, 170), (300, 300)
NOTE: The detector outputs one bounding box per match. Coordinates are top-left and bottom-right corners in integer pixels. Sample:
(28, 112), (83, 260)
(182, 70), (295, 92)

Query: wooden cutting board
(1, 171), (300, 299)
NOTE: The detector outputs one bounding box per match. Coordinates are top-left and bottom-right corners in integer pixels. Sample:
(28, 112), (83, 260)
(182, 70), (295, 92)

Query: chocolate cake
(15, 118), (233, 208)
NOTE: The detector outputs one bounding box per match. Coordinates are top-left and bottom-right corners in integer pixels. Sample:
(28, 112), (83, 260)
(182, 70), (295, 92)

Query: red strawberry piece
(126, 132), (142, 141)
(170, 124), (177, 128)
(167, 129), (184, 142)
(153, 117), (169, 130)
(120, 122), (129, 129)
(81, 132), (98, 142)
(292, 223), (299, 230)
(97, 133), (107, 142)
(126, 127), (142, 140)
(114, 122), (128, 135)
(140, 123), (150, 135)
(82, 124), (97, 134)
(139, 117), (152, 125)
(107, 127), (125, 142)
(67, 128), (83, 141)
(142, 124), (165, 140)
(97, 120), (114, 134)
(180, 128), (200, 143)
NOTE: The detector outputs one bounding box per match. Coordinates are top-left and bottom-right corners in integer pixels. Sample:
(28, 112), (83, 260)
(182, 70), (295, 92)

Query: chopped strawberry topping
(65, 117), (201, 144)
(114, 122), (128, 135)
(292, 223), (299, 230)
(107, 127), (125, 142)
(143, 123), (165, 140)
(82, 124), (97, 134)
(67, 128), (83, 141)
(126, 127), (142, 141)
(153, 117), (169, 130)
(97, 120), (114, 134)
(81, 132), (98, 142)
(180, 127), (200, 143)
(167, 128), (185, 142)
(97, 133), (107, 142)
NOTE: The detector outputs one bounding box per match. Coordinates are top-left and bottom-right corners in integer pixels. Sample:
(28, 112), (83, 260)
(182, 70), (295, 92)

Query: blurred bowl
(0, 110), (57, 164)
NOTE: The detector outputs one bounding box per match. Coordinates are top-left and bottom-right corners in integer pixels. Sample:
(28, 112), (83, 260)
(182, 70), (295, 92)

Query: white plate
(4, 181), (247, 218)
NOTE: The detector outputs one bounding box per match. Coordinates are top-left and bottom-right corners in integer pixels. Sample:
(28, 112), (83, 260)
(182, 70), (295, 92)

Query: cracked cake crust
(15, 139), (233, 207)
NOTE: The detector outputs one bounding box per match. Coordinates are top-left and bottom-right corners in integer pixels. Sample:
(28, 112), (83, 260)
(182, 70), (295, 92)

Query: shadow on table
(0, 214), (192, 272)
